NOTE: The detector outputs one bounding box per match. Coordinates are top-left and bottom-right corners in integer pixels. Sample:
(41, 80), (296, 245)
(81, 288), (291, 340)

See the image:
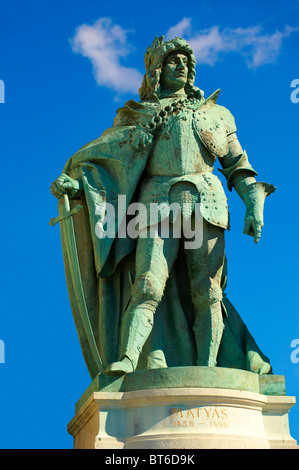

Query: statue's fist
(50, 174), (81, 199)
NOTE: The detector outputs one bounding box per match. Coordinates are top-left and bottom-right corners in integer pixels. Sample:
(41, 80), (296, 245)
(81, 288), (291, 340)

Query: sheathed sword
(49, 194), (104, 378)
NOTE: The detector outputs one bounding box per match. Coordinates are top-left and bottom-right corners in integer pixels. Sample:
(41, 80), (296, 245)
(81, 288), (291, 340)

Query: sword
(49, 194), (104, 377)
(48, 203), (83, 226)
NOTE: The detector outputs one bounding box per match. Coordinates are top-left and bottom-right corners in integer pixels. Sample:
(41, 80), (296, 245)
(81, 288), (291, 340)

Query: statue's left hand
(240, 181), (273, 244)
(243, 210), (264, 244)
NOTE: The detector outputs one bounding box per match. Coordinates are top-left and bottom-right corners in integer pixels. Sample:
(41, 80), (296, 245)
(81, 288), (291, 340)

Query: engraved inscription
(168, 406), (229, 429)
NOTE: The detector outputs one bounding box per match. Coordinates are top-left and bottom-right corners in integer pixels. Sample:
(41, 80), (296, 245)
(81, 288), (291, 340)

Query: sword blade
(58, 195), (104, 376)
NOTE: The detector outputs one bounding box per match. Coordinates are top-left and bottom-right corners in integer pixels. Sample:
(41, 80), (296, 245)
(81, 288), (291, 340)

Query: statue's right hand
(50, 174), (81, 199)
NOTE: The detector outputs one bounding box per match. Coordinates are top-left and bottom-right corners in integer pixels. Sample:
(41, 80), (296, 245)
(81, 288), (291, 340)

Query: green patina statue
(50, 36), (275, 380)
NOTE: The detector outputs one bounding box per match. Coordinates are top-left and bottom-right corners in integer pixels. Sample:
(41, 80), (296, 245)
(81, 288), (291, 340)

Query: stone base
(67, 368), (297, 449)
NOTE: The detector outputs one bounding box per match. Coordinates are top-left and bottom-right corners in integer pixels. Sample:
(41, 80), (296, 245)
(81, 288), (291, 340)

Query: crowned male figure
(51, 37), (274, 376)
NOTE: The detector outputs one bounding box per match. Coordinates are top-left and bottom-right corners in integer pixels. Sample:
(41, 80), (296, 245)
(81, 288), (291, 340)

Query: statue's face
(160, 52), (189, 92)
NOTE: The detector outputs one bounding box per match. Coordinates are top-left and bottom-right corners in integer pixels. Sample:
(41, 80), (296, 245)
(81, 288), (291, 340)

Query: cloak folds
(59, 101), (271, 380)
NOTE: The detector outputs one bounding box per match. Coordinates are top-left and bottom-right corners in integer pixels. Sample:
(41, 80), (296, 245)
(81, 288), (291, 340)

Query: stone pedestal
(67, 367), (297, 449)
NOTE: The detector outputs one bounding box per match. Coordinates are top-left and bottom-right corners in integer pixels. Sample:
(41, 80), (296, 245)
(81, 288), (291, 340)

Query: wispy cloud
(166, 18), (298, 68)
(70, 17), (143, 95)
(70, 17), (299, 97)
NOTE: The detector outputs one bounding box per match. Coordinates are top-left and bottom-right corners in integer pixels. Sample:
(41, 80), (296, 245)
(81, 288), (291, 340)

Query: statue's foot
(104, 357), (134, 375)
(258, 362), (272, 374)
(248, 352), (272, 375)
(252, 361), (271, 375)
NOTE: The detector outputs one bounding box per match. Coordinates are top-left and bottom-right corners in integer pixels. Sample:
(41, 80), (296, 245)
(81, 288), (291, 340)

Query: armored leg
(185, 218), (225, 367)
(105, 225), (180, 375)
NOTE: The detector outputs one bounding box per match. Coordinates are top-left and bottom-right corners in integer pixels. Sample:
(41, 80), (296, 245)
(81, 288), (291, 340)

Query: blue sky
(0, 0), (298, 448)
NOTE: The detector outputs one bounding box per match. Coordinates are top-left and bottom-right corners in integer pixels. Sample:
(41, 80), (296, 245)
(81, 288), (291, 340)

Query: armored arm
(219, 133), (275, 243)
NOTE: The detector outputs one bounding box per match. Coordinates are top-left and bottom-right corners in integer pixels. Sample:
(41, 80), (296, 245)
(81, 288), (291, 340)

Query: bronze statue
(50, 36), (275, 379)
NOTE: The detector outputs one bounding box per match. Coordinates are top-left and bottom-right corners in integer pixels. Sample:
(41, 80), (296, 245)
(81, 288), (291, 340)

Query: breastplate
(146, 107), (215, 176)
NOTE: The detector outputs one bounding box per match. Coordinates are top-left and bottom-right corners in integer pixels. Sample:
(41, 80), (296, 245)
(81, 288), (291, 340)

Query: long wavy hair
(139, 36), (204, 102)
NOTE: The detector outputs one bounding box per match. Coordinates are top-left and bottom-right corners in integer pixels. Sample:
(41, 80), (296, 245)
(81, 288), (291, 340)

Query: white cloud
(166, 18), (192, 40)
(70, 17), (299, 96)
(70, 17), (143, 95)
(166, 19), (299, 68)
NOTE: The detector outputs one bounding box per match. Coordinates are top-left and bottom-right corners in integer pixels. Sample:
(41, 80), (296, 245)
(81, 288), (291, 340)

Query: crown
(144, 36), (165, 71)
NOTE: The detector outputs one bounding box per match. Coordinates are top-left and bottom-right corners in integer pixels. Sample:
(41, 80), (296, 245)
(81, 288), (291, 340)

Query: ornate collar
(160, 93), (187, 99)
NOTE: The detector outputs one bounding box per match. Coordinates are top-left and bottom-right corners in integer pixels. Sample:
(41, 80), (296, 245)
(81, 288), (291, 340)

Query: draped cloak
(59, 97), (271, 380)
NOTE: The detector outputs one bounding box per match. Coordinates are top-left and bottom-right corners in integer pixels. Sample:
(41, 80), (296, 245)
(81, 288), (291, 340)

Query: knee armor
(131, 271), (165, 304)
(190, 277), (223, 309)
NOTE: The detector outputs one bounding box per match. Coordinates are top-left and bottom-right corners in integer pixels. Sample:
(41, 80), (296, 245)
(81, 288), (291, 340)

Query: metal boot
(105, 300), (156, 375)
(193, 301), (224, 367)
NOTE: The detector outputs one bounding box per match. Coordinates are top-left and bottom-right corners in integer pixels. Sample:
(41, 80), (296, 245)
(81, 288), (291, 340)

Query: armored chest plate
(147, 107), (215, 176)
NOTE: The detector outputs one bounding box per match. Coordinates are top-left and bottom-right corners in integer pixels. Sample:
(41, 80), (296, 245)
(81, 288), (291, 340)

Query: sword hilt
(49, 199), (83, 226)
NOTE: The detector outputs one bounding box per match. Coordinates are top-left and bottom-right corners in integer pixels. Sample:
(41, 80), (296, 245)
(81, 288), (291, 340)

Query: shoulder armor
(194, 91), (237, 158)
(114, 100), (158, 127)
